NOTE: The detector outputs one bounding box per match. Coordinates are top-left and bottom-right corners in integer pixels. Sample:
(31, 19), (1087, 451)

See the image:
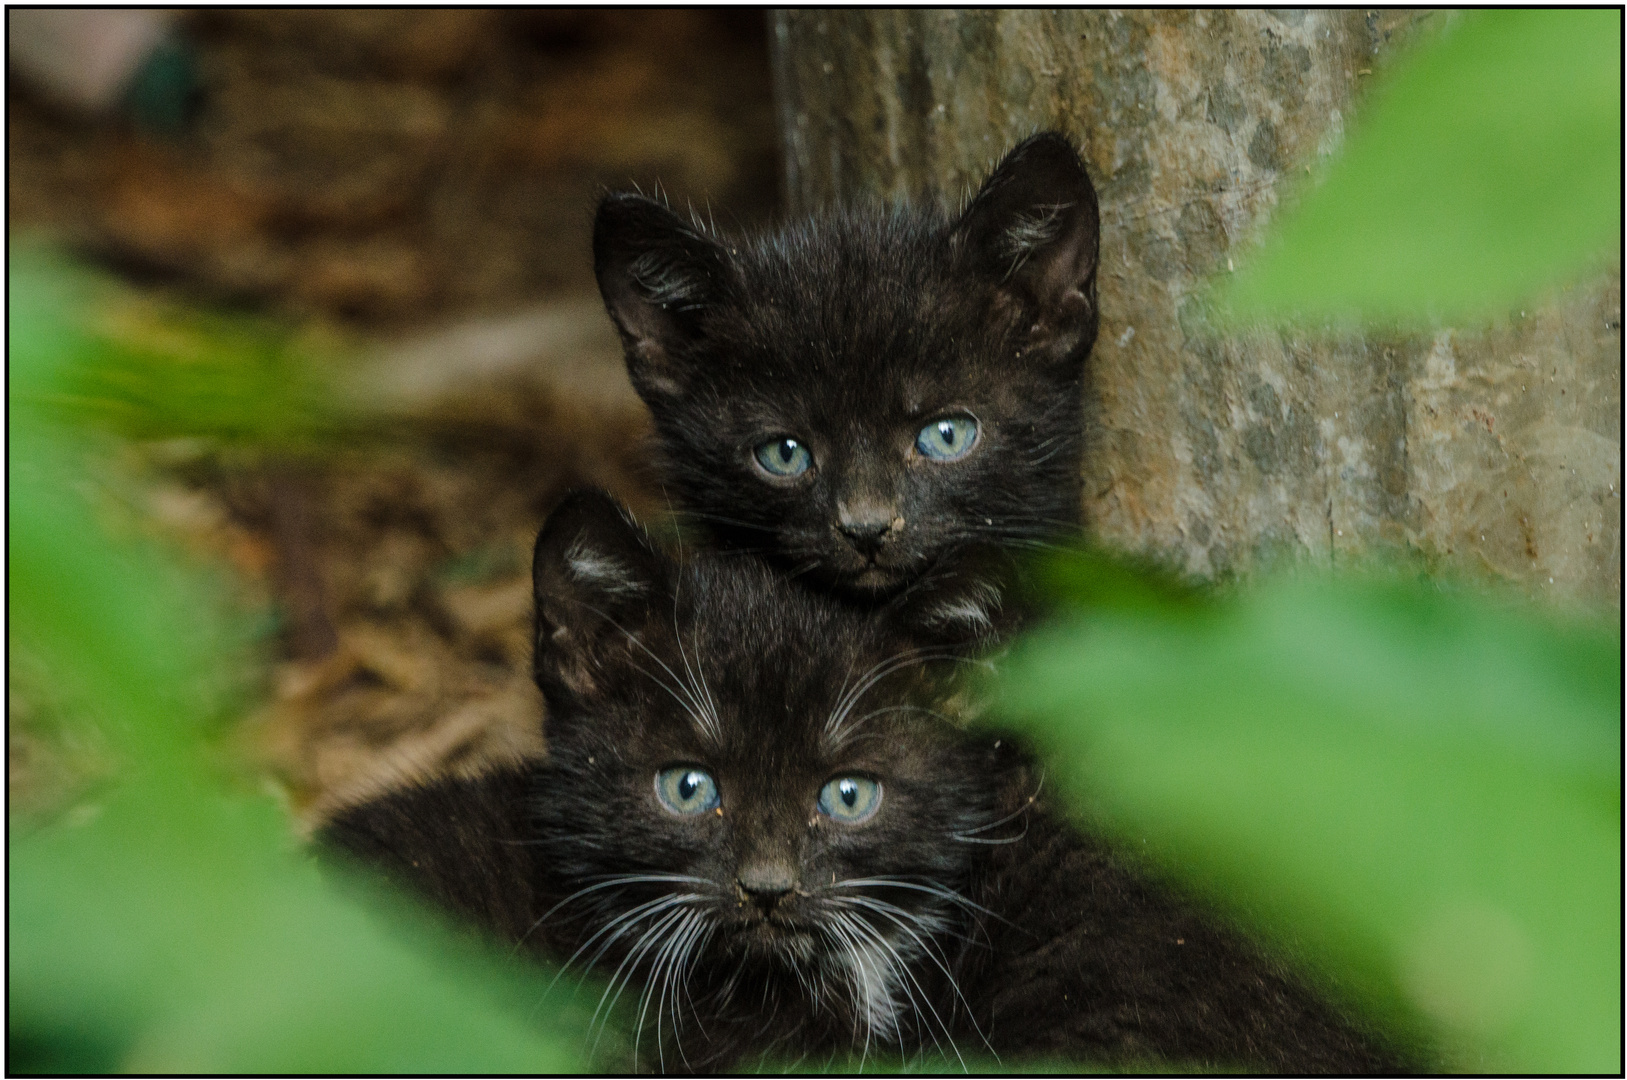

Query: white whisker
(835, 894), (997, 1062)
(835, 876), (1013, 928)
(636, 908), (699, 1071)
(824, 647), (969, 744)
(951, 771), (1044, 846)
(548, 892), (696, 1006)
(591, 907), (689, 1061)
(569, 597), (718, 744)
(520, 872), (707, 954)
(843, 908), (961, 1069)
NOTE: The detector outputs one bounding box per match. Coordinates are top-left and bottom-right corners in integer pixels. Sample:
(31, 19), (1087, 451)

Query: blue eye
(916, 416), (979, 461)
(754, 437), (812, 477)
(817, 776), (882, 824)
(655, 767), (720, 815)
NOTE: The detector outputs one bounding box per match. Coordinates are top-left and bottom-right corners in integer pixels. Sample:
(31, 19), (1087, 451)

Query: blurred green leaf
(1027, 544), (1212, 620)
(1222, 10), (1621, 324)
(11, 779), (594, 1073)
(996, 564), (1621, 1072)
(10, 245), (358, 450)
(9, 248), (602, 1073)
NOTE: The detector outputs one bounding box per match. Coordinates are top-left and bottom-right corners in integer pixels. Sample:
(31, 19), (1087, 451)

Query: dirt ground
(8, 10), (781, 823)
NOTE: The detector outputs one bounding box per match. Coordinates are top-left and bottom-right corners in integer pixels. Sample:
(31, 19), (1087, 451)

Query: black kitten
(325, 491), (1407, 1073)
(593, 133), (1100, 600)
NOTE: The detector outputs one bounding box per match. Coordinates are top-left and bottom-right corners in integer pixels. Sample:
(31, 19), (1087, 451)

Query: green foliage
(1178, 17), (1624, 1065)
(1141, 31), (1626, 1064)
(1222, 9), (1621, 323)
(11, 780), (596, 1072)
(996, 556), (1621, 1072)
(8, 252), (609, 1073)
(10, 245), (357, 450)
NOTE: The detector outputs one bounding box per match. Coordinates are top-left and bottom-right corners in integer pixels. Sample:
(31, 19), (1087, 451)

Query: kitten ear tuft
(954, 132), (1101, 362)
(532, 490), (664, 702)
(594, 192), (736, 400)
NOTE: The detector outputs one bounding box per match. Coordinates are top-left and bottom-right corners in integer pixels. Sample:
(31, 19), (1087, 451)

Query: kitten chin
(820, 554), (920, 596)
(322, 491), (1418, 1073)
(594, 132), (1101, 605)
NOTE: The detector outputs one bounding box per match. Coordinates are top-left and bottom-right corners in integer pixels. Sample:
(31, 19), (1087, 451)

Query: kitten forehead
(649, 559), (951, 745)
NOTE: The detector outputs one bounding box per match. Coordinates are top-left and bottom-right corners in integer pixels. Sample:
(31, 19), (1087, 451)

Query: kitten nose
(737, 863), (796, 911)
(837, 502), (899, 555)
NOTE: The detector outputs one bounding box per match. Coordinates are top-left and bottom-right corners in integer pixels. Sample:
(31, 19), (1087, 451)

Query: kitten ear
(884, 550), (1021, 653)
(593, 192), (736, 399)
(954, 132), (1101, 362)
(532, 489), (664, 702)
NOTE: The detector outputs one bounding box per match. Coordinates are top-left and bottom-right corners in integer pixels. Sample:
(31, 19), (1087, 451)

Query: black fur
(593, 133), (1102, 600)
(325, 492), (1410, 1073)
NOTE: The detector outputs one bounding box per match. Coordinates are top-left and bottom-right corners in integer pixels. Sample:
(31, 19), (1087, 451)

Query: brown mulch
(8, 9), (779, 325)
(8, 10), (779, 824)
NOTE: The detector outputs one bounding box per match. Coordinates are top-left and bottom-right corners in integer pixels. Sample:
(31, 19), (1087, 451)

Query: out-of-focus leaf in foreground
(996, 554), (1621, 1072)
(1221, 9), (1621, 324)
(8, 249), (595, 1072)
(10, 244), (356, 450)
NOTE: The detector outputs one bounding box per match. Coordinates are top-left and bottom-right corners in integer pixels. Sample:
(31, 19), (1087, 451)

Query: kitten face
(530, 492), (1021, 1056)
(595, 133), (1101, 597)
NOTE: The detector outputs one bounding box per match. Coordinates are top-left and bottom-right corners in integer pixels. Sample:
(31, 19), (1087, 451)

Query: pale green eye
(916, 416), (979, 461)
(754, 437), (812, 477)
(817, 776), (882, 823)
(656, 766), (720, 815)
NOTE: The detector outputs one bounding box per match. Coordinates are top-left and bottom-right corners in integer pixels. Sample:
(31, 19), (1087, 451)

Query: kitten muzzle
(823, 530), (924, 596)
(837, 559), (913, 596)
(836, 517), (898, 556)
(724, 914), (819, 963)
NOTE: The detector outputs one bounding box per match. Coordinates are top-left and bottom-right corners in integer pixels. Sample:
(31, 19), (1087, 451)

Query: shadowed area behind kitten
(323, 490), (1410, 1073)
(593, 133), (1101, 601)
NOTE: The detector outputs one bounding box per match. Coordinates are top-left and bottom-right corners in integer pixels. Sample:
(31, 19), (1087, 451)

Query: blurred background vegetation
(9, 9), (1620, 1073)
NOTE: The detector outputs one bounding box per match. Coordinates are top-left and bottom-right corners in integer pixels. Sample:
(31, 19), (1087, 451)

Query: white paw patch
(839, 936), (905, 1040)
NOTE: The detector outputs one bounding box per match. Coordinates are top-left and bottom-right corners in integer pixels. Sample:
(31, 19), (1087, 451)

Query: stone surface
(771, 9), (1620, 609)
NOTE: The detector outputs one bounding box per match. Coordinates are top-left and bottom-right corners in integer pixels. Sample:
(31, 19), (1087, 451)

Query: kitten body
(326, 491), (1406, 1073)
(594, 134), (1101, 602)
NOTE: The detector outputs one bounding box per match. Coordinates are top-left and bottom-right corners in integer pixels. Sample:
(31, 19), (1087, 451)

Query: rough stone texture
(771, 9), (1621, 609)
